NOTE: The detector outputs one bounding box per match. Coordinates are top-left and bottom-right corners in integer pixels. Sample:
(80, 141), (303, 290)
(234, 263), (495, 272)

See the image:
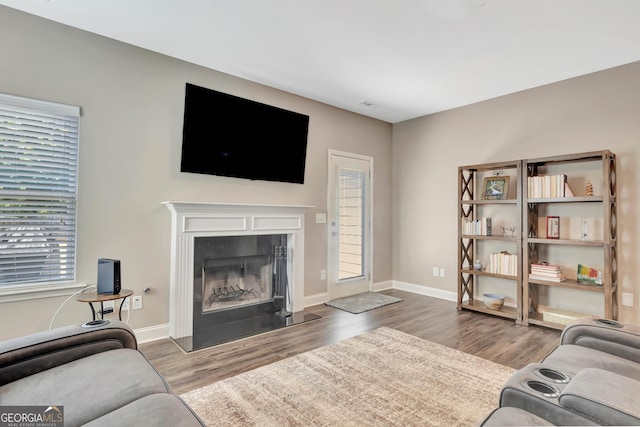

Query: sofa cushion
(0, 348), (169, 426)
(559, 368), (640, 426)
(84, 393), (204, 426)
(479, 407), (555, 426)
(542, 344), (640, 381)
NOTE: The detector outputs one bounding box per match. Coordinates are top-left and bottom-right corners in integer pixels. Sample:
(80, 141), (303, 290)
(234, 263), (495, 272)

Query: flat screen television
(180, 83), (309, 184)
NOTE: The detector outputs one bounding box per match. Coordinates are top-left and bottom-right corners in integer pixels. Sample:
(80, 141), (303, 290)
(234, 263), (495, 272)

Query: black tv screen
(180, 83), (309, 184)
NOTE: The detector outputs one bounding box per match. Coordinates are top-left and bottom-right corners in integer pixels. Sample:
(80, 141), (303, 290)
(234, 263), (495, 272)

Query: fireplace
(163, 202), (319, 351)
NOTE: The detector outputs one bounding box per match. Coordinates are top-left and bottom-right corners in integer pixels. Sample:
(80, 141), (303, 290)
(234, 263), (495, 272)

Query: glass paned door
(338, 168), (365, 280)
(328, 151), (372, 299)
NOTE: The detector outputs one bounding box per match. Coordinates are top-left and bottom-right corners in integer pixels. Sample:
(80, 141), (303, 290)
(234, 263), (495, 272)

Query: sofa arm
(560, 317), (640, 362)
(559, 368), (640, 425)
(0, 320), (137, 386)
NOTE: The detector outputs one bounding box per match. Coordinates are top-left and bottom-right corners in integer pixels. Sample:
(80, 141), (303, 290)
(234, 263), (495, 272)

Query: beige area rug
(181, 327), (514, 426)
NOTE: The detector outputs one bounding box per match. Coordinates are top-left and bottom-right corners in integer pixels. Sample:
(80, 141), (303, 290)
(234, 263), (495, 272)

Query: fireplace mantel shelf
(162, 201), (314, 213)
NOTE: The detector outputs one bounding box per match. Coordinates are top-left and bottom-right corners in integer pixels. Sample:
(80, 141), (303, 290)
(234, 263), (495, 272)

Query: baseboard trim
(391, 280), (458, 302)
(138, 281), (454, 343)
(134, 323), (170, 344)
(373, 280), (393, 292)
(304, 292), (330, 308)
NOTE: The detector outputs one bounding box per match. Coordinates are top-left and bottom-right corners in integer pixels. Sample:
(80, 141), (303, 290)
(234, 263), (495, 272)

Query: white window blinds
(0, 94), (80, 286)
(338, 168), (365, 280)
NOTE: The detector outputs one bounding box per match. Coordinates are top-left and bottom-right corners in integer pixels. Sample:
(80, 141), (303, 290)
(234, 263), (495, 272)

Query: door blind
(338, 168), (365, 280)
(0, 94), (80, 286)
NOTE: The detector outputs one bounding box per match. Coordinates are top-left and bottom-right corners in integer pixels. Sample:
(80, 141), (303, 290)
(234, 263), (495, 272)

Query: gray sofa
(0, 320), (204, 427)
(481, 317), (640, 426)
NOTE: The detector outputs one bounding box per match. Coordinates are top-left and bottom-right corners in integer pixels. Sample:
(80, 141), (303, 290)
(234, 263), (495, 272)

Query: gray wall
(0, 6), (393, 340)
(393, 61), (640, 324)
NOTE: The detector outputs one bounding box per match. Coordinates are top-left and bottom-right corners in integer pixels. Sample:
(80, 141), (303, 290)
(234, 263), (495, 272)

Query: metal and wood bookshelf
(458, 150), (617, 330)
(457, 160), (523, 324)
(522, 150), (617, 330)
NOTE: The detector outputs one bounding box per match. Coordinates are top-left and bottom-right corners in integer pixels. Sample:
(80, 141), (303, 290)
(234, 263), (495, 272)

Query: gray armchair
(542, 317), (640, 381)
(480, 317), (640, 426)
(0, 320), (204, 427)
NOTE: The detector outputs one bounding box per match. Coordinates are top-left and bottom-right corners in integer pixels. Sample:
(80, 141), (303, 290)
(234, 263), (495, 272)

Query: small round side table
(76, 289), (133, 321)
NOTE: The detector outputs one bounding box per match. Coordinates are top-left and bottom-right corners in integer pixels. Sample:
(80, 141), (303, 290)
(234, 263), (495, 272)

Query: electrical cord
(49, 285), (96, 330)
(124, 296), (131, 324)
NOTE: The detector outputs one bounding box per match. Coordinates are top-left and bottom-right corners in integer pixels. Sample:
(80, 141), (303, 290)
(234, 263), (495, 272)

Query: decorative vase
(581, 217), (588, 240)
(473, 260), (483, 271)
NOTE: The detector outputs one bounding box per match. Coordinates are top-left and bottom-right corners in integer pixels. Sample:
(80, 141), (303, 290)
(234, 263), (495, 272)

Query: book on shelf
(529, 270), (562, 277)
(529, 262), (565, 281)
(530, 263), (561, 271)
(530, 262), (561, 270)
(528, 274), (566, 282)
(462, 217), (492, 236)
(527, 174), (568, 198)
(487, 251), (517, 276)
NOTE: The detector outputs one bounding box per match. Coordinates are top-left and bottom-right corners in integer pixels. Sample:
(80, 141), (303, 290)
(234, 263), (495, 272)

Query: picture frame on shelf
(546, 216), (560, 239)
(482, 176), (510, 200)
(577, 264), (603, 285)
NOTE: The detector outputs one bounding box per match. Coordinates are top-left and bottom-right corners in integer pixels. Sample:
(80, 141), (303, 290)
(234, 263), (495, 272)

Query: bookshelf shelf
(526, 277), (605, 293)
(460, 300), (519, 321)
(461, 268), (517, 280)
(460, 199), (518, 205)
(461, 235), (519, 242)
(527, 196), (602, 203)
(527, 238), (604, 247)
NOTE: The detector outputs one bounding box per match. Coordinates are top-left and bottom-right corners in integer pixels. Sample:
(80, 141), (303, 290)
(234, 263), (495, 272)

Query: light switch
(316, 213), (327, 223)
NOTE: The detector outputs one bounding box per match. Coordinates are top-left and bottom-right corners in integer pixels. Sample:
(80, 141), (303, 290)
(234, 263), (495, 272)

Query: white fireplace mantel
(162, 201), (312, 339)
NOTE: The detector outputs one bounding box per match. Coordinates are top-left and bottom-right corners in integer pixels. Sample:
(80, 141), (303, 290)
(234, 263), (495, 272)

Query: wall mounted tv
(180, 83), (310, 184)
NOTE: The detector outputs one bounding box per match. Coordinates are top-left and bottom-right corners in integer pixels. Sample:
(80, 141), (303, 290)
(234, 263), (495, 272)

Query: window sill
(0, 282), (88, 303)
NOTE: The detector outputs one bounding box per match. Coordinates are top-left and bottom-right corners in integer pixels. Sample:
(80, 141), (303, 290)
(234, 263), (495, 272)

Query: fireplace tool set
(273, 245), (291, 317)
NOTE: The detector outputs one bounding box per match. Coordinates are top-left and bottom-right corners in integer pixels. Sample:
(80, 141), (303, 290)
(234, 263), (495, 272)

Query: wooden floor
(140, 289), (561, 395)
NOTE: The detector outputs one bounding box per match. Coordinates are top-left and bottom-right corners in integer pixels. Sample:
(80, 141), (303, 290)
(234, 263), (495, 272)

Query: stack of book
(487, 251), (518, 276)
(529, 263), (565, 282)
(461, 217), (492, 236)
(527, 175), (574, 198)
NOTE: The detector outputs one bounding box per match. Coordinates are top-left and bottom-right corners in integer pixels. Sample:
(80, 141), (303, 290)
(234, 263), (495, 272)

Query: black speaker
(97, 258), (121, 295)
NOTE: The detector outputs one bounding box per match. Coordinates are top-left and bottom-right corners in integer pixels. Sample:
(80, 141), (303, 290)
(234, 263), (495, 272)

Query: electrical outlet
(432, 267), (439, 277)
(622, 292), (634, 307)
(121, 298), (130, 311)
(439, 268), (445, 278)
(133, 295), (143, 310)
(320, 269), (326, 280)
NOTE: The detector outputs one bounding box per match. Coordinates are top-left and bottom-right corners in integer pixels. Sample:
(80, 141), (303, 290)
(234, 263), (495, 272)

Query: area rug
(181, 327), (514, 426)
(324, 292), (403, 314)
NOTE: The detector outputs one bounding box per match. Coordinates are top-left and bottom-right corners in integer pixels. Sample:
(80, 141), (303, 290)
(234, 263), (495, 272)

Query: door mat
(325, 292), (402, 314)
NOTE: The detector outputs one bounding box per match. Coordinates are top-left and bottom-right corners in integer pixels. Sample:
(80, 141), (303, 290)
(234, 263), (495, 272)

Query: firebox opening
(202, 254), (272, 313)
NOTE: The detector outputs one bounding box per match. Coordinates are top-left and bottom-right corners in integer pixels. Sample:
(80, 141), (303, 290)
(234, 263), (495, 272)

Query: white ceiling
(2, 0), (640, 123)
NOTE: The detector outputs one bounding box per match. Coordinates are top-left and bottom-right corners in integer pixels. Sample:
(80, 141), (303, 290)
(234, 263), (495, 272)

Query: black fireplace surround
(172, 234), (319, 351)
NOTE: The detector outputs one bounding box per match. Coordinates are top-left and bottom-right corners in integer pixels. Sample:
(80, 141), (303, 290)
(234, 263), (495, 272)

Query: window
(0, 93), (79, 287)
(338, 168), (365, 280)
